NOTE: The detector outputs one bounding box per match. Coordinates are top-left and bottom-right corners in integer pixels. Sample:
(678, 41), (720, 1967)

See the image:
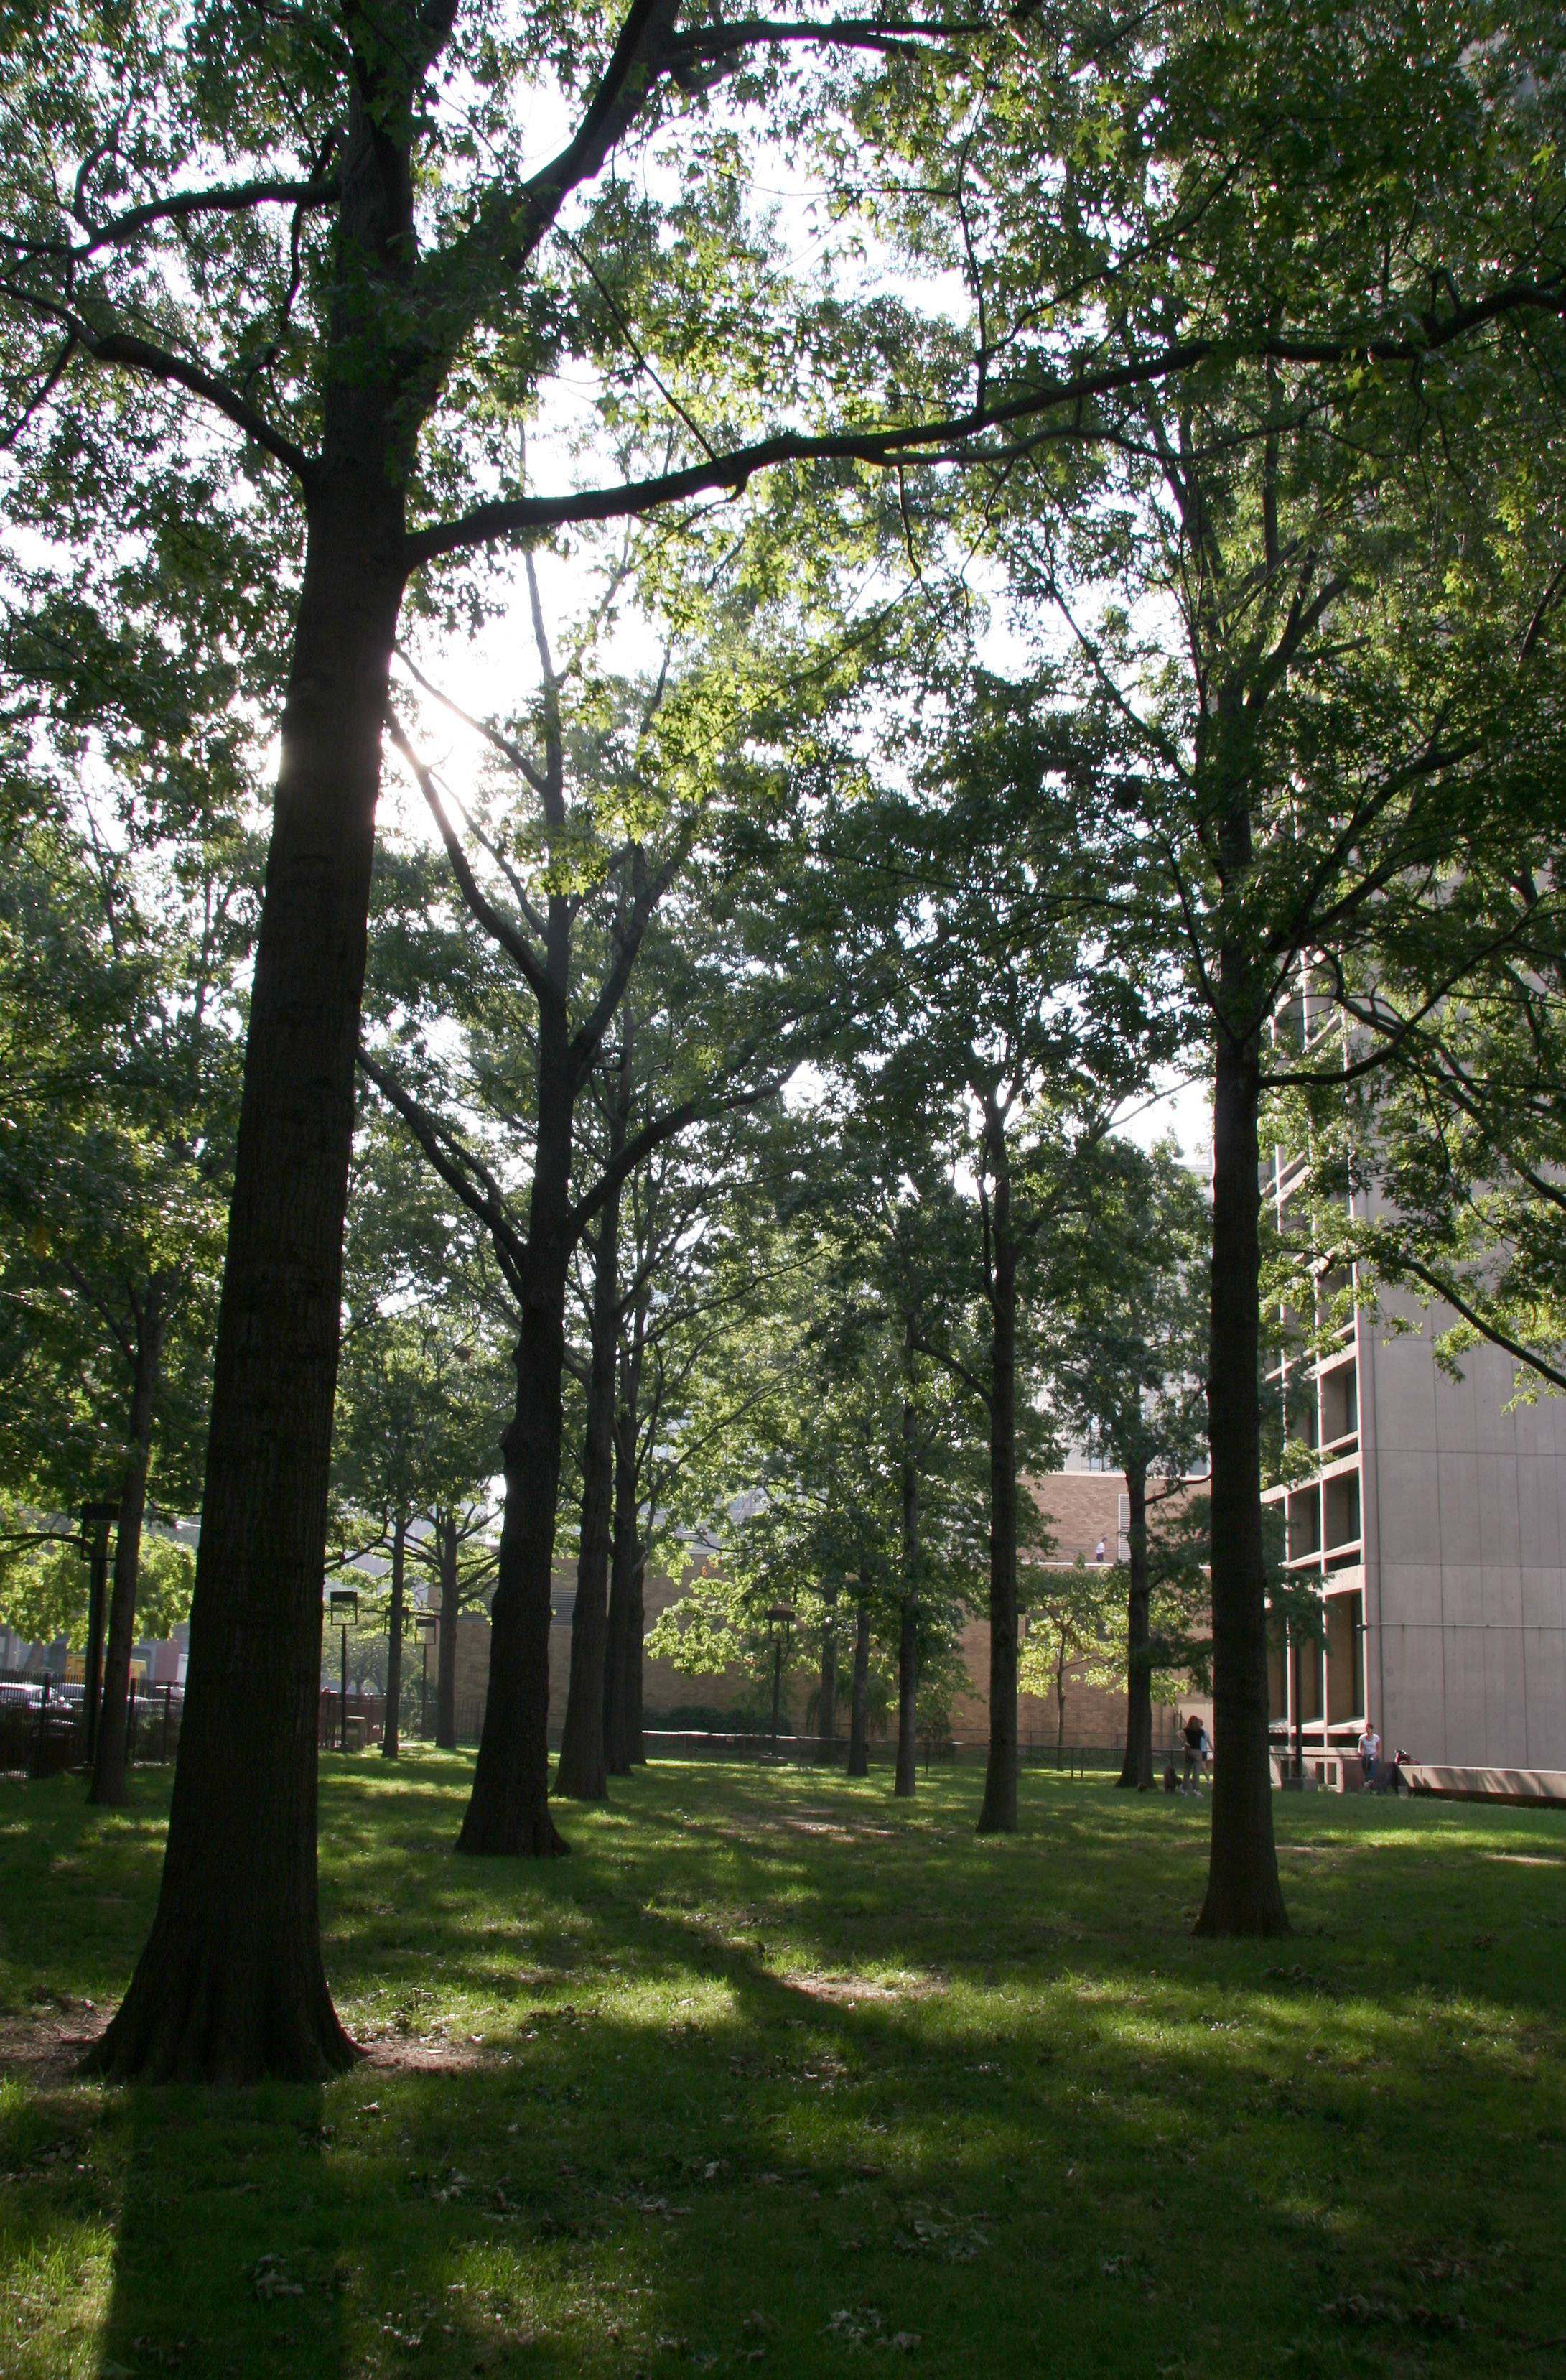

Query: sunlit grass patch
(1, 1756), (1565, 2376)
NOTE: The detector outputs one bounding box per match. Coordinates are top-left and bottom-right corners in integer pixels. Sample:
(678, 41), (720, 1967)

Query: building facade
(1263, 1141), (1566, 1774)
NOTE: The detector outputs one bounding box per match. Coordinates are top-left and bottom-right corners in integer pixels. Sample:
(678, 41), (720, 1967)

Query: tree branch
(6, 172), (340, 264)
(356, 1049), (530, 1299)
(384, 707), (555, 1005)
(0, 279), (314, 482)
(406, 284), (1566, 565)
(1373, 1249), (1566, 1398)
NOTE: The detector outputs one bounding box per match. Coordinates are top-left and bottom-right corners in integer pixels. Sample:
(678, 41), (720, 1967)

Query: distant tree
(1040, 1143), (1211, 1788)
(826, 693), (1166, 1831)
(330, 1316), (505, 1759)
(0, 796), (249, 1802)
(1019, 1558), (1122, 1754)
(651, 1120), (985, 1785)
(363, 600), (818, 1845)
(1001, 336), (1565, 1930)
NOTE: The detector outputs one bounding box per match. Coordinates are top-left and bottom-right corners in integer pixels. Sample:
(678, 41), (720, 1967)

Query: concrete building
(1262, 1140), (1566, 1777)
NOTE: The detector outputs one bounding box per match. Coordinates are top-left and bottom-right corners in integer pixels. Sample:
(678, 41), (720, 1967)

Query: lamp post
(766, 1604), (797, 1748)
(79, 1501), (118, 1765)
(328, 1587), (358, 1752)
(416, 1611), (437, 1741)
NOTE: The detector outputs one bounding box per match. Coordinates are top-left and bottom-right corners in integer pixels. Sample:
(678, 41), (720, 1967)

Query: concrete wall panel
(1522, 1612), (1566, 1769)
(1366, 1326), (1437, 1449)
(1374, 1451), (1442, 1569)
(1436, 1451), (1481, 1568)
(1481, 1610), (1529, 1769)
(1375, 1591), (1445, 1757)
(1476, 1456), (1522, 1571)
(1439, 1565), (1487, 1762)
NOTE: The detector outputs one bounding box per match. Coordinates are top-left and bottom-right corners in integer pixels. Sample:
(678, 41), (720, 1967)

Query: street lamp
(328, 1588), (358, 1752)
(766, 1605), (797, 1748)
(416, 1612), (438, 1741)
(79, 1502), (119, 1765)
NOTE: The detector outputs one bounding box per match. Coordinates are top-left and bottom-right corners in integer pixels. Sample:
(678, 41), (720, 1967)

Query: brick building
(447, 1469), (1202, 1757)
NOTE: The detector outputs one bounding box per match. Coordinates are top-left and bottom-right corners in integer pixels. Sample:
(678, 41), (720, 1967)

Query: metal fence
(0, 1672), (185, 1777)
(317, 1691), (388, 1752)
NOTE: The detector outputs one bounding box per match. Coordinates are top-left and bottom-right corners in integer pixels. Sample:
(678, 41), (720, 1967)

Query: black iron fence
(0, 1671), (185, 1777)
(317, 1691), (388, 1752)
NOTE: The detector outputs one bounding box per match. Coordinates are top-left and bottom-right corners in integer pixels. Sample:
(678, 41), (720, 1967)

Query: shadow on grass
(4, 1757), (1566, 2376)
(93, 2080), (351, 2380)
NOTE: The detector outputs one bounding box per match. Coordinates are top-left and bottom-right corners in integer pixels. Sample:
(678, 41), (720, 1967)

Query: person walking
(1181, 1710), (1205, 1793)
(1357, 1721), (1381, 1790)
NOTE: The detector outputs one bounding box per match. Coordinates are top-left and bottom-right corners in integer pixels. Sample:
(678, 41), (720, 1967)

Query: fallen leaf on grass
(825, 2307), (919, 2351)
(828, 2307), (885, 2346)
(252, 2256), (304, 2301)
(892, 2205), (989, 2264)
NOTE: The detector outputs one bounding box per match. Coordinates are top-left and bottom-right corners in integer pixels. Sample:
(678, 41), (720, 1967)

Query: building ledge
(1407, 1765), (1566, 1808)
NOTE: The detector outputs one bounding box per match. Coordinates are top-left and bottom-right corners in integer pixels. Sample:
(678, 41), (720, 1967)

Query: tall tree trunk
(435, 1511), (460, 1750)
(556, 1131), (624, 1801)
(846, 1602), (871, 1777)
(1196, 1007), (1290, 1936)
(83, 452), (409, 2078)
(89, 1286), (167, 1808)
(816, 1586), (839, 1752)
(382, 1515), (406, 1760)
(457, 1044), (574, 1857)
(1117, 1459), (1155, 1789)
(977, 1149), (1019, 1835)
(895, 1402), (920, 1798)
(603, 1346), (642, 1775)
(627, 1542), (646, 1764)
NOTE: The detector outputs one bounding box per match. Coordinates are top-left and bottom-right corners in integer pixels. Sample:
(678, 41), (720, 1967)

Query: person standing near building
(1181, 1710), (1205, 1793)
(1358, 1721), (1381, 1790)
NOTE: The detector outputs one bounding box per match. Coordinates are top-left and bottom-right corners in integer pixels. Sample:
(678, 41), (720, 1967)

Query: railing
(0, 1672), (185, 1775)
(317, 1691), (388, 1751)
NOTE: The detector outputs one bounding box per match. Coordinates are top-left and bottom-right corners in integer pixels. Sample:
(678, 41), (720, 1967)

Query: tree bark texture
(88, 1286), (166, 1808)
(816, 1588), (839, 1752)
(1195, 1008), (1290, 1936)
(1117, 1460), (1155, 1790)
(627, 1548), (646, 1764)
(83, 455), (407, 2079)
(382, 1515), (406, 1759)
(977, 1156), (1020, 1835)
(847, 1602), (871, 1777)
(604, 1358), (642, 1775)
(895, 1411), (920, 1798)
(556, 1163), (623, 1800)
(436, 1511), (460, 1750)
(457, 1042), (574, 1856)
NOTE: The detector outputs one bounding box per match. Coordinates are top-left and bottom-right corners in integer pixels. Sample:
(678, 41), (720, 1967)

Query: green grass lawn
(3, 1754), (1566, 2380)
